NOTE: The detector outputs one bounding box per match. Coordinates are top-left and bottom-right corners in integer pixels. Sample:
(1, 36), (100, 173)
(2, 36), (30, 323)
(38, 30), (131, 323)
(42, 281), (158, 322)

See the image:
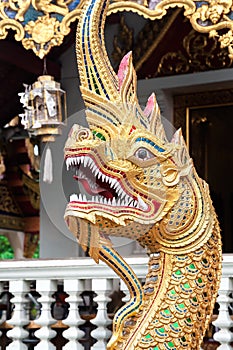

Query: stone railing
(0, 255), (232, 350)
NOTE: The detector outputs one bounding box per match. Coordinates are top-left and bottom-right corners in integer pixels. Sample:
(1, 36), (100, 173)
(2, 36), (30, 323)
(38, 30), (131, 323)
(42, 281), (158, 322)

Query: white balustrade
(91, 278), (113, 349)
(120, 280), (130, 304)
(62, 279), (85, 350)
(0, 255), (232, 349)
(6, 280), (30, 350)
(34, 279), (57, 350)
(213, 255), (233, 350)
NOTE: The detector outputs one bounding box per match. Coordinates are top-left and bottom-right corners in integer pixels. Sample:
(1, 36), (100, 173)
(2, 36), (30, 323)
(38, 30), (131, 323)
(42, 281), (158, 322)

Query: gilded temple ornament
(0, 0), (82, 58)
(1, 0), (233, 58)
(108, 0), (233, 59)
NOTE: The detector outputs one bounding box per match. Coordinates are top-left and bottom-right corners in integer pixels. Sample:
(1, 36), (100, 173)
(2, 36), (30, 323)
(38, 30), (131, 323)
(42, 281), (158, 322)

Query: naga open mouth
(65, 155), (149, 211)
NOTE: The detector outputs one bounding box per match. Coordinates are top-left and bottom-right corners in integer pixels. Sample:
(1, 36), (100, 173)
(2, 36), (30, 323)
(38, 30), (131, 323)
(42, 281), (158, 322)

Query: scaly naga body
(64, 0), (222, 348)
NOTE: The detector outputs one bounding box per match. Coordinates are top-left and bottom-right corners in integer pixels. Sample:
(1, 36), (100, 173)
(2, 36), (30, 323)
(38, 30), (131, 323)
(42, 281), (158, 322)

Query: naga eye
(134, 147), (154, 161)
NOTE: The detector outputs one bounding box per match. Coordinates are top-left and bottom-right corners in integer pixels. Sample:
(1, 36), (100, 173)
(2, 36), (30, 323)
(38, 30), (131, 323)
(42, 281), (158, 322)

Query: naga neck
(76, 0), (118, 100)
(138, 168), (216, 255)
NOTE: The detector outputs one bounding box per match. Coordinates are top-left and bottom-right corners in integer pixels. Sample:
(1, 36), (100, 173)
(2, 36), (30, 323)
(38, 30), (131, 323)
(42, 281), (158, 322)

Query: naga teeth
(69, 192), (148, 211)
(137, 194), (148, 211)
(66, 156), (149, 211)
(70, 194), (78, 202)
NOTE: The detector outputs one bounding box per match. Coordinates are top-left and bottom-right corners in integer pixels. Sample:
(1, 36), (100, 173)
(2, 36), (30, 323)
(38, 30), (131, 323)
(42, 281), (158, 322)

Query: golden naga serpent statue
(64, 0), (222, 348)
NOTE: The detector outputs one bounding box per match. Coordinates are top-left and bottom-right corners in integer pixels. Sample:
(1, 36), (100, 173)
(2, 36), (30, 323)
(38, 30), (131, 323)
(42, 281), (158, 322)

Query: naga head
(64, 50), (194, 257)
(64, 0), (198, 260)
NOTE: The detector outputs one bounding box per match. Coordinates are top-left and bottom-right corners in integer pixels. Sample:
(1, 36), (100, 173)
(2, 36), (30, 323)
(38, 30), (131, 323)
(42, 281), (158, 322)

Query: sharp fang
(83, 157), (88, 167)
(112, 197), (116, 206)
(116, 198), (121, 206)
(90, 162), (96, 170)
(70, 194), (78, 202)
(137, 195), (148, 211)
(66, 158), (71, 170)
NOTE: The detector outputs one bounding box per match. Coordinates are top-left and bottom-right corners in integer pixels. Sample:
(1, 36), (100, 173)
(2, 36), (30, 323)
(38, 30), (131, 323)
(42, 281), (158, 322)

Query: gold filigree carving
(156, 29), (232, 76)
(2, 0), (233, 58)
(22, 172), (40, 210)
(112, 10), (180, 71)
(108, 0), (233, 59)
(0, 0), (82, 58)
(112, 15), (133, 68)
(0, 181), (25, 231)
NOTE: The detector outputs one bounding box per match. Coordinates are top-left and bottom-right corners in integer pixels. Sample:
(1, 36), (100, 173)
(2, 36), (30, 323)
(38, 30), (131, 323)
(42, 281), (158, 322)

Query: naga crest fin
(76, 0), (170, 141)
(171, 128), (193, 176)
(144, 93), (168, 142)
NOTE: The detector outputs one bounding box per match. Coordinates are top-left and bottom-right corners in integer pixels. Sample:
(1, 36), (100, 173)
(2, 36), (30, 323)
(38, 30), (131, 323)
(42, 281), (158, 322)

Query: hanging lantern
(19, 75), (67, 142)
(19, 74), (67, 183)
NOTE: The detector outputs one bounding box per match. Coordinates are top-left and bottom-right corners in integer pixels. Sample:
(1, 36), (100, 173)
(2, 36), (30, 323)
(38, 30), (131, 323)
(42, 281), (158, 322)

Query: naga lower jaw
(65, 154), (164, 225)
(69, 192), (148, 210)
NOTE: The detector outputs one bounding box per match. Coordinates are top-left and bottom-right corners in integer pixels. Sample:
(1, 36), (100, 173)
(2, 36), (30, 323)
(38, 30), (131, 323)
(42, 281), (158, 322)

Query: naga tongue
(73, 175), (114, 199)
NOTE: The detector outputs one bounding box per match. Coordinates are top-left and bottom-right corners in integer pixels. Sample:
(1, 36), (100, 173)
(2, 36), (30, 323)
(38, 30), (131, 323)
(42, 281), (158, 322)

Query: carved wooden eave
(0, 180), (25, 232)
(111, 10), (233, 79)
(1, 0), (233, 60)
(21, 171), (40, 211)
(4, 138), (40, 235)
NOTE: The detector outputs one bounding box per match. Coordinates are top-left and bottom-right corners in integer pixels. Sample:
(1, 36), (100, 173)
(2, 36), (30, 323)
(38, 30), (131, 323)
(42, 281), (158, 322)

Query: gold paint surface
(63, 0), (223, 348)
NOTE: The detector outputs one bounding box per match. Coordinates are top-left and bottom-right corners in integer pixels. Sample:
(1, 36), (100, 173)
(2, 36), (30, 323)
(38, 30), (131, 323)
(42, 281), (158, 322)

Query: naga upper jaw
(65, 153), (150, 210)
(64, 152), (166, 225)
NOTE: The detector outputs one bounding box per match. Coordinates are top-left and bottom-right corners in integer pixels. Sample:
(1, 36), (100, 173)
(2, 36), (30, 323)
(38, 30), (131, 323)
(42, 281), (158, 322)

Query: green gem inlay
(173, 322), (179, 329)
(198, 277), (203, 283)
(145, 334), (152, 339)
(159, 327), (165, 333)
(170, 289), (176, 295)
(184, 283), (190, 289)
(186, 318), (191, 323)
(178, 303), (185, 309)
(193, 297), (197, 302)
(92, 130), (106, 141)
(168, 341), (175, 348)
(175, 269), (182, 275)
(153, 347), (159, 350)
(164, 309), (171, 315)
(189, 263), (195, 269)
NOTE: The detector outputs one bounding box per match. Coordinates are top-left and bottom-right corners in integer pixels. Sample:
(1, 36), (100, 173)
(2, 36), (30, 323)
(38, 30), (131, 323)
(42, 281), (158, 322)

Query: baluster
(34, 279), (57, 350)
(213, 277), (233, 349)
(91, 278), (112, 349)
(62, 279), (85, 350)
(6, 280), (30, 350)
(120, 280), (130, 304)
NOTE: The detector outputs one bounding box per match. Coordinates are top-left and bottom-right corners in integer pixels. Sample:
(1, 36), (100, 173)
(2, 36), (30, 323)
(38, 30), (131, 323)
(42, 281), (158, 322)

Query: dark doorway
(174, 89), (233, 253)
(188, 104), (233, 253)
